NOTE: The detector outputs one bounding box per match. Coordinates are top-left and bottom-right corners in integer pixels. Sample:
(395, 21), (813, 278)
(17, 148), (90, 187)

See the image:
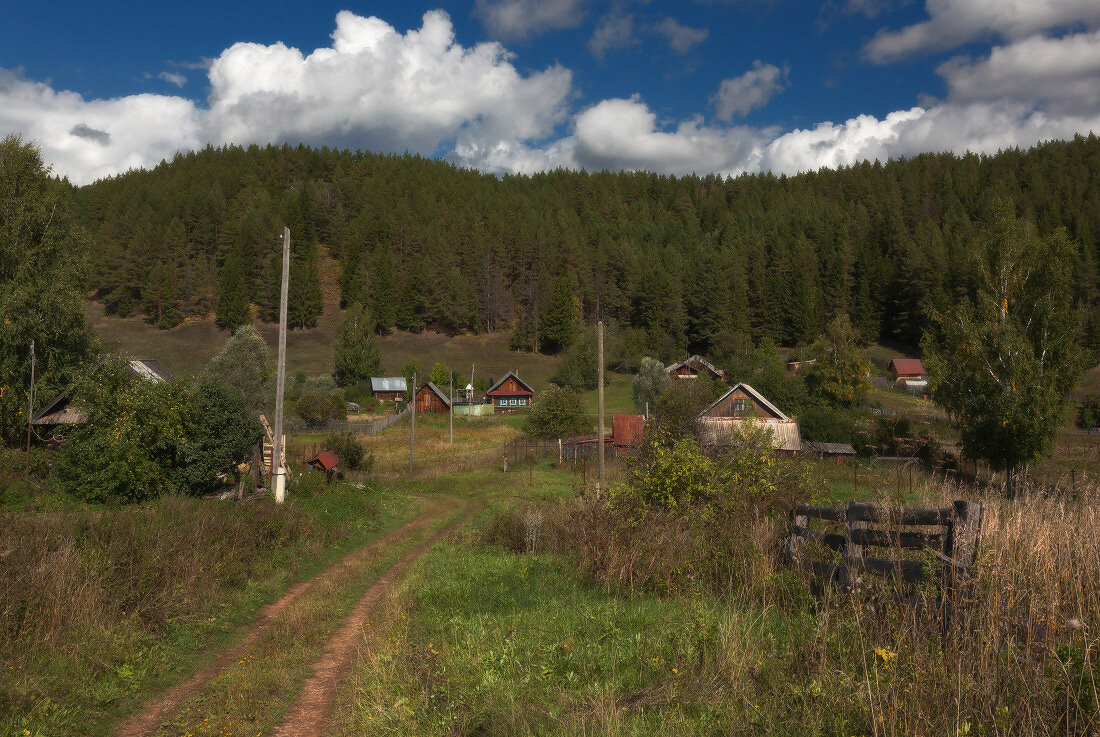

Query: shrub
(650, 377), (721, 439)
(55, 361), (260, 503)
(631, 356), (669, 413)
(522, 386), (590, 439)
(326, 432), (370, 471)
(798, 405), (856, 443)
(1079, 395), (1100, 429)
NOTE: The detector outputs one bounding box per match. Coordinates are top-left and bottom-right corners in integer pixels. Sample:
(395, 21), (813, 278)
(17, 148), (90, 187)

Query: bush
(326, 432), (371, 472)
(550, 328), (603, 390)
(651, 377), (722, 439)
(55, 361), (260, 503)
(798, 405), (856, 443)
(522, 386), (590, 439)
(1079, 395), (1100, 429)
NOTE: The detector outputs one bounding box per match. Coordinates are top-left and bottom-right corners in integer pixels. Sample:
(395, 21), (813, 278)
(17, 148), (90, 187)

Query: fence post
(843, 501), (863, 589)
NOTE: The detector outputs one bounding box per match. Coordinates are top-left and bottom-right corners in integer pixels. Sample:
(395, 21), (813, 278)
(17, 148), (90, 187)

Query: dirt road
(115, 495), (470, 737)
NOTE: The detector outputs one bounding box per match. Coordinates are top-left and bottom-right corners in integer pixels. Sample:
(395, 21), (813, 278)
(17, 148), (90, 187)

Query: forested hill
(72, 135), (1100, 357)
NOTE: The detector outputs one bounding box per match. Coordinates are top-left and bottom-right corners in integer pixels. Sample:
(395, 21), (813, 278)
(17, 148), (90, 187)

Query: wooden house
(370, 376), (407, 402)
(696, 382), (802, 453)
(414, 382), (452, 414)
(32, 358), (174, 431)
(888, 358), (926, 383)
(666, 355), (725, 381)
(485, 372), (534, 412)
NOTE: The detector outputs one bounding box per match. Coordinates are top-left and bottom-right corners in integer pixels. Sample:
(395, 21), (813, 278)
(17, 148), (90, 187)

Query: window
(734, 398), (749, 413)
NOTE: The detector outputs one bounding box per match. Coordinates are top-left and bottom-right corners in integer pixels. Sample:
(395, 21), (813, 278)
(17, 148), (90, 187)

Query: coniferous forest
(71, 134), (1100, 358)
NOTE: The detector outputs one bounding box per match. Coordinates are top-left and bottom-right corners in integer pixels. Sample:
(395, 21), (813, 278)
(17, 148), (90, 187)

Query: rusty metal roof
(307, 451), (340, 471)
(889, 358), (925, 375)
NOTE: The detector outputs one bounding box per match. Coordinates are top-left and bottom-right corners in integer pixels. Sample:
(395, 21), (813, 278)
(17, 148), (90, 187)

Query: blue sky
(3, 0), (1100, 184)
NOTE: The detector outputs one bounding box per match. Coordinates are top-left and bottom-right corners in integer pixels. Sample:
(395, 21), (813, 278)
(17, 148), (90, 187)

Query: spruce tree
(215, 248), (251, 330)
(539, 275), (578, 354)
(334, 302), (381, 386)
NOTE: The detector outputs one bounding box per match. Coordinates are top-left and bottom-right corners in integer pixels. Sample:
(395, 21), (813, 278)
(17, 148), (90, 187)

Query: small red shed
(307, 451), (340, 472)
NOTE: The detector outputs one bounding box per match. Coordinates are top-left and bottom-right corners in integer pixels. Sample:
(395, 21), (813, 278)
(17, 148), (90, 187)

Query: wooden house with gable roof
(484, 371), (534, 412)
(697, 382), (802, 453)
(666, 355), (726, 381)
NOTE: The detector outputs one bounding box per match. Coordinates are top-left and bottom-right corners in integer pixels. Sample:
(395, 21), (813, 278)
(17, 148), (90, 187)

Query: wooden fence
(785, 500), (982, 594)
(502, 437), (621, 472)
(308, 406), (409, 435)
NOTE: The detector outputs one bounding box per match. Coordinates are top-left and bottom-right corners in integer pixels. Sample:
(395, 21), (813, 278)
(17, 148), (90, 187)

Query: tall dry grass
(486, 476), (1100, 734)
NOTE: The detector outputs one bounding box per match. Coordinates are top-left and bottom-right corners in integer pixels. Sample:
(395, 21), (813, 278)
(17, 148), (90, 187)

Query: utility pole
(26, 339), (34, 474)
(597, 320), (605, 496)
(408, 372), (416, 474)
(273, 227), (290, 504)
(449, 371), (454, 444)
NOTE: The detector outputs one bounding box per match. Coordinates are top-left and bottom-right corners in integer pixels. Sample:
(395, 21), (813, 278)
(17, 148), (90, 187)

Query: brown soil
(272, 498), (474, 737)
(114, 501), (451, 737)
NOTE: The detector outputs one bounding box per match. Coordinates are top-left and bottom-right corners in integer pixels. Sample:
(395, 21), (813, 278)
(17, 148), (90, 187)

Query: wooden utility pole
(449, 371), (454, 444)
(273, 228), (290, 504)
(26, 339), (34, 473)
(597, 320), (605, 495)
(408, 372), (416, 474)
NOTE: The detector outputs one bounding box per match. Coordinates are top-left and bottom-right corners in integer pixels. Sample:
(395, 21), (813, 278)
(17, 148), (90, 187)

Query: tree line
(70, 136), (1100, 360)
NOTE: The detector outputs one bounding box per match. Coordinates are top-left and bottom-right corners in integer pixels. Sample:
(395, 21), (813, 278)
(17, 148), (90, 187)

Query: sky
(2, 0), (1100, 185)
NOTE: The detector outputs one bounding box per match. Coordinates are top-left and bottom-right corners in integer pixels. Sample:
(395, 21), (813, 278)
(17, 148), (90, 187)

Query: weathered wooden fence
(502, 437), (621, 471)
(308, 406), (409, 435)
(785, 500), (983, 594)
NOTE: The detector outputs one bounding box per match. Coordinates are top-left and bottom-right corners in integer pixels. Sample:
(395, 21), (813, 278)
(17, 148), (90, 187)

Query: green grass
(0, 480), (418, 737)
(87, 299), (563, 385)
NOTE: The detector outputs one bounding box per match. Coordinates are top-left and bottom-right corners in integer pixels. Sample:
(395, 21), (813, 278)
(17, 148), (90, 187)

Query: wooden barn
(414, 382), (452, 414)
(485, 372), (534, 412)
(371, 376), (407, 402)
(888, 358), (926, 383)
(697, 382), (802, 453)
(666, 355), (726, 380)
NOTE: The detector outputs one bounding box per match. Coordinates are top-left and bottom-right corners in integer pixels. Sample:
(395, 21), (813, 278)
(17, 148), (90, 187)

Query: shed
(32, 356), (174, 428)
(888, 358), (926, 383)
(414, 382), (452, 414)
(371, 377), (407, 402)
(485, 371), (534, 412)
(803, 441), (857, 462)
(307, 451), (340, 472)
(666, 355), (725, 380)
(612, 414), (645, 447)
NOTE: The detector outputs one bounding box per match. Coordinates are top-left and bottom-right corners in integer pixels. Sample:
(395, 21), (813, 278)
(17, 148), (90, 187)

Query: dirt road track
(272, 498), (474, 736)
(115, 497), (465, 737)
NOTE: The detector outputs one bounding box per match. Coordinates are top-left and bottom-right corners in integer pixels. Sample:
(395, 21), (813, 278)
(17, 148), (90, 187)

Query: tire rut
(114, 498), (450, 737)
(272, 498), (475, 737)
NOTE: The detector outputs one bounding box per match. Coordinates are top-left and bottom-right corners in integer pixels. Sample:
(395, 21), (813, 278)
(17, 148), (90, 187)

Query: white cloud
(474, 0), (587, 40)
(937, 30), (1100, 115)
(711, 61), (789, 121)
(588, 13), (638, 59)
(3, 8), (1100, 187)
(157, 71), (187, 88)
(865, 0), (1100, 62)
(0, 68), (202, 183)
(654, 18), (709, 54)
(0, 11), (572, 184)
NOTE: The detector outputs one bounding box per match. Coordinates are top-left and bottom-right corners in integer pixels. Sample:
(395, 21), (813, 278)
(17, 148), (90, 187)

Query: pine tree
(287, 240), (323, 329)
(215, 248), (250, 330)
(539, 275), (578, 354)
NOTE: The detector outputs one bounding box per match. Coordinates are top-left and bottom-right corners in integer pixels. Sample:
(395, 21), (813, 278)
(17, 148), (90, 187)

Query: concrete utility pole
(273, 227), (291, 504)
(409, 372), (417, 474)
(26, 339), (34, 474)
(597, 320), (605, 495)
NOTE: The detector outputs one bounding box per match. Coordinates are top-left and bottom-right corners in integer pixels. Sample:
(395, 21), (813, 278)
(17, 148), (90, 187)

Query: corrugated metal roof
(698, 418), (802, 452)
(371, 377), (408, 392)
(612, 414), (645, 446)
(804, 441), (856, 455)
(307, 450), (340, 471)
(127, 359), (174, 382)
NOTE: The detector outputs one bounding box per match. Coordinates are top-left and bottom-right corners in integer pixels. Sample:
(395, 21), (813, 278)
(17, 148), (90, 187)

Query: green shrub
(1079, 395), (1100, 429)
(798, 405), (856, 443)
(326, 432), (371, 472)
(522, 386), (590, 439)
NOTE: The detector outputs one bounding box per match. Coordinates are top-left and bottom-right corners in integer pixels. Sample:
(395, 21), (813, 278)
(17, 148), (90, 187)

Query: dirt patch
(114, 504), (444, 737)
(272, 499), (475, 737)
